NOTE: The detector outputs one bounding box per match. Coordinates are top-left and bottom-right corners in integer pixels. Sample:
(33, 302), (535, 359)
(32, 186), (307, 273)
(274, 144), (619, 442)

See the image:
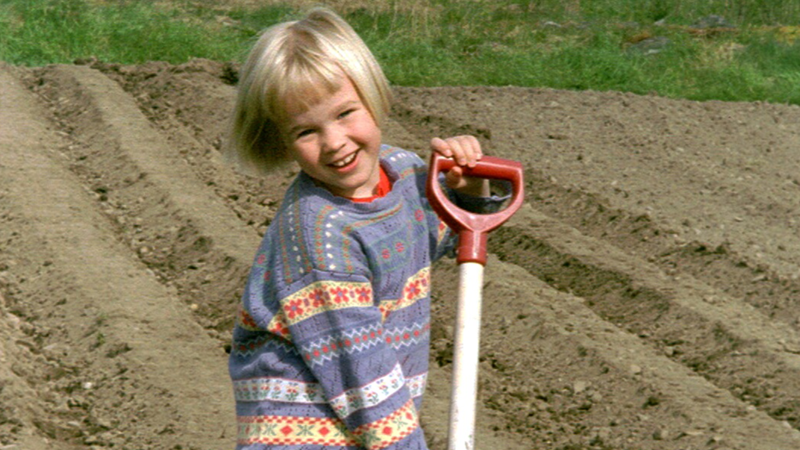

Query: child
(225, 8), (505, 450)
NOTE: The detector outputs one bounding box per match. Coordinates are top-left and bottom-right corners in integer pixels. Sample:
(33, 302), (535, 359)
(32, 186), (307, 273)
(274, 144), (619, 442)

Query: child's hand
(431, 136), (490, 196)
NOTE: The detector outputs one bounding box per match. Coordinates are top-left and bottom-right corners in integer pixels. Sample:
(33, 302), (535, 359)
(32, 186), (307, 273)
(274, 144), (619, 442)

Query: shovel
(427, 153), (525, 450)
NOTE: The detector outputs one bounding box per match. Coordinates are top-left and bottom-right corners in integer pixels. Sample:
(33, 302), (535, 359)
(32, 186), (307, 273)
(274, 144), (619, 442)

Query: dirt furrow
(387, 83), (800, 445)
(491, 204), (800, 427)
(0, 63), (233, 449)
(392, 86), (800, 327)
(21, 63), (528, 449)
(26, 64), (265, 335)
(5, 57), (800, 449)
(521, 167), (800, 336)
(430, 253), (800, 449)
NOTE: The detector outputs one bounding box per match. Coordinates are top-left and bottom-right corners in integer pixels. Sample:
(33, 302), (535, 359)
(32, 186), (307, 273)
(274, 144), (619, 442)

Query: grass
(2, 0), (800, 104)
(0, 0), (249, 65)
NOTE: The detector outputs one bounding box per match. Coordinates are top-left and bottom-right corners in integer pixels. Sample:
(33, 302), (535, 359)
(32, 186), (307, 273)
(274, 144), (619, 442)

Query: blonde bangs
(268, 53), (344, 122)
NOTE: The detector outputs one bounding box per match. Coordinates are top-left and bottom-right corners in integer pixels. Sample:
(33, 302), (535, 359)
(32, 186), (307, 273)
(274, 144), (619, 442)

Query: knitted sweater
(229, 144), (502, 450)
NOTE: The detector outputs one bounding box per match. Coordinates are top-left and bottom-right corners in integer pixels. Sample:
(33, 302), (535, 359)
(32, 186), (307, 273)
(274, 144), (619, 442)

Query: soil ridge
(3, 59), (800, 449)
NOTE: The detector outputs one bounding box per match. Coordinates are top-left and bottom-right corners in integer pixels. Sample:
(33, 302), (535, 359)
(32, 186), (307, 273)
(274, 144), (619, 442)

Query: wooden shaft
(448, 262), (485, 450)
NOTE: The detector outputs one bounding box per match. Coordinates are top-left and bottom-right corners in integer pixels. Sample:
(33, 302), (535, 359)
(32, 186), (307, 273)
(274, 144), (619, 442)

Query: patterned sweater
(229, 145), (502, 449)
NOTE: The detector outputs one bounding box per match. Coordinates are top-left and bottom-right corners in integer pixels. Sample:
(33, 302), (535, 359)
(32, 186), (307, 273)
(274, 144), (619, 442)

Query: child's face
(280, 75), (382, 199)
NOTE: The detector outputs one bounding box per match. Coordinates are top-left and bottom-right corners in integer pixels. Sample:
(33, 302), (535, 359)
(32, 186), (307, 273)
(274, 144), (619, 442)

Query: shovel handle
(426, 153), (525, 265)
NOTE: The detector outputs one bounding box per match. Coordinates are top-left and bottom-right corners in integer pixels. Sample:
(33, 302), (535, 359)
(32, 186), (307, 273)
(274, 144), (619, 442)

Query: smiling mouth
(330, 151), (358, 168)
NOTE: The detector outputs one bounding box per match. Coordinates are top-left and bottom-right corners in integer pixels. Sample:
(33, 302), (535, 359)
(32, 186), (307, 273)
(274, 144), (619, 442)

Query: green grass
(0, 0), (249, 65)
(2, 0), (800, 104)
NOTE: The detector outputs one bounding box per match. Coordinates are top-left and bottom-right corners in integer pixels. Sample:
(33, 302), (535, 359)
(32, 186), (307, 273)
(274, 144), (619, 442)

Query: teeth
(331, 152), (357, 168)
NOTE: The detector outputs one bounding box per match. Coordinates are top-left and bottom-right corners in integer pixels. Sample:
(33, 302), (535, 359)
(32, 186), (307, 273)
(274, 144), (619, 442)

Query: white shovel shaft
(448, 262), (485, 450)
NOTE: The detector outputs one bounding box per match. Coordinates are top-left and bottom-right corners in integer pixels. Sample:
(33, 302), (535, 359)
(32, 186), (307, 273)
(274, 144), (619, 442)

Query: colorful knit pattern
(232, 370), (428, 406)
(236, 401), (420, 450)
(233, 376), (326, 403)
(278, 196), (315, 283)
(437, 220), (449, 246)
(230, 146), (505, 449)
(266, 264), (429, 337)
(385, 322), (430, 350)
(312, 205), (340, 269)
(280, 279), (373, 326)
(406, 372), (427, 399)
(339, 203), (404, 273)
(352, 399), (420, 450)
(329, 363), (405, 418)
(232, 332), (298, 358)
(237, 304), (262, 332)
(237, 415), (356, 447)
(378, 267), (430, 321)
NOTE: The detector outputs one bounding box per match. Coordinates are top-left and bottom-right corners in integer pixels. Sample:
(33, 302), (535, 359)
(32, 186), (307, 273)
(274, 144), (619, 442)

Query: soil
(3, 57), (800, 450)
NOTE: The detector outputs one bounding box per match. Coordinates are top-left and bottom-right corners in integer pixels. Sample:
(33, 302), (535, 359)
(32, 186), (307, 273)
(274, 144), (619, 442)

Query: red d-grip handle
(426, 153), (524, 265)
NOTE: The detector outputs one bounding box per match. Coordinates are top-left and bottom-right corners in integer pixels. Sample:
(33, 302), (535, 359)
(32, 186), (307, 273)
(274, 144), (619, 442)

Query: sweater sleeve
(277, 268), (428, 450)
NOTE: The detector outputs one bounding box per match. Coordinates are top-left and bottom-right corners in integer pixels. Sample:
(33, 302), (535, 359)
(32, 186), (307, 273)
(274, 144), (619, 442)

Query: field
(3, 56), (800, 449)
(4, 1), (800, 449)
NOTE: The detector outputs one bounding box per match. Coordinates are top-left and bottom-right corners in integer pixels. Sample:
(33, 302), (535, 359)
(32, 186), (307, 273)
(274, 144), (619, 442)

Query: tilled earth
(3, 59), (800, 449)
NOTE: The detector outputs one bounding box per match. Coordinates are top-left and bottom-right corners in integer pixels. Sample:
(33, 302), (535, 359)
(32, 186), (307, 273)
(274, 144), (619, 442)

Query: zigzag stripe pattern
(301, 322), (384, 367)
(384, 322), (430, 351)
(232, 332), (299, 358)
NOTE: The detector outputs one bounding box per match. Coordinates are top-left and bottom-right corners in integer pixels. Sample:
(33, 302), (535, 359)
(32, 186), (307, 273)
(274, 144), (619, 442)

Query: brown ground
(3, 58), (800, 450)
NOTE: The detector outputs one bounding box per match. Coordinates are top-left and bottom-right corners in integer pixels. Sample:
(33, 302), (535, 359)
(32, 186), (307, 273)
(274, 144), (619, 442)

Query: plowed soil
(3, 58), (800, 450)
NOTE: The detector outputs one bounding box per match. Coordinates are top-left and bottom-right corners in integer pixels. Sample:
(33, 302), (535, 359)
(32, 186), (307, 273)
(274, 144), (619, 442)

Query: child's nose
(322, 126), (347, 152)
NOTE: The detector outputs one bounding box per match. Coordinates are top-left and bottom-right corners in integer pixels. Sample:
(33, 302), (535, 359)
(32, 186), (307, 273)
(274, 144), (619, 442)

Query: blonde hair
(226, 7), (392, 174)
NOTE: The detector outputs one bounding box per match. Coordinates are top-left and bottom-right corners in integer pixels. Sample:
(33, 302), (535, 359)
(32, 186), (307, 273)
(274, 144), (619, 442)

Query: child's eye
(338, 108), (355, 119)
(296, 129), (314, 139)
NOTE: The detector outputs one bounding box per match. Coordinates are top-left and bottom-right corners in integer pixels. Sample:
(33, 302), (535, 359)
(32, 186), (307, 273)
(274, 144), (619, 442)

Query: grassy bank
(1, 0), (799, 104)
